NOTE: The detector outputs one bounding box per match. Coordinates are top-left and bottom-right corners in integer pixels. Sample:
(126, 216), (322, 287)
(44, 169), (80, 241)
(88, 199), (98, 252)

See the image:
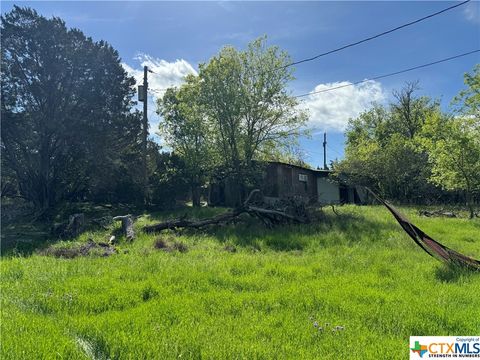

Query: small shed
(209, 161), (361, 206)
(264, 161), (359, 205)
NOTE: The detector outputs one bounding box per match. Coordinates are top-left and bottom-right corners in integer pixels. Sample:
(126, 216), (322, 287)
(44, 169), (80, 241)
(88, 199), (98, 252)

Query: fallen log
(91, 216), (114, 229)
(41, 239), (117, 258)
(113, 215), (135, 240)
(419, 209), (456, 218)
(143, 189), (309, 234)
(143, 209), (243, 233)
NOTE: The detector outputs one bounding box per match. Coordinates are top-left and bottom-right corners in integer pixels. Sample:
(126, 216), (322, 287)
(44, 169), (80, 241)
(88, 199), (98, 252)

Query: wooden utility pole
(323, 131), (328, 170)
(142, 66), (148, 205)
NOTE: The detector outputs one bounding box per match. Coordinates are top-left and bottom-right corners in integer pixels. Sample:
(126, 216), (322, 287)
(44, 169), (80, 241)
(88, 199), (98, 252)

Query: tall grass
(1, 205), (479, 359)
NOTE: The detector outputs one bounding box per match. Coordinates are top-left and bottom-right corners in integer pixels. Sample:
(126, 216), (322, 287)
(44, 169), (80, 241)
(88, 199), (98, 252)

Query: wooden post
(142, 66), (149, 205)
(323, 132), (328, 170)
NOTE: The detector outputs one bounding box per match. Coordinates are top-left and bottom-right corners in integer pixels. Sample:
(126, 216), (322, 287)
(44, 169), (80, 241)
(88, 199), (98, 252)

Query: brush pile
(143, 189), (312, 233)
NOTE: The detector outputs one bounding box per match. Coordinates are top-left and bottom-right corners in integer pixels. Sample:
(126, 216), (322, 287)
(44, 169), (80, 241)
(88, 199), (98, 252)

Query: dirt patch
(223, 244), (237, 253)
(153, 238), (169, 250)
(154, 237), (188, 253)
(41, 240), (117, 259)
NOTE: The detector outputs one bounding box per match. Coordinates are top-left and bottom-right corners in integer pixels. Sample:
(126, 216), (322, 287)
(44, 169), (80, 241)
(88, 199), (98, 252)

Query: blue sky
(2, 1), (479, 168)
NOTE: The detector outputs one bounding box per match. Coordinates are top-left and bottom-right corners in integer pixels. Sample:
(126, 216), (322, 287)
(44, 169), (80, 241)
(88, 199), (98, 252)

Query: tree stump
(113, 215), (135, 241)
(62, 213), (85, 238)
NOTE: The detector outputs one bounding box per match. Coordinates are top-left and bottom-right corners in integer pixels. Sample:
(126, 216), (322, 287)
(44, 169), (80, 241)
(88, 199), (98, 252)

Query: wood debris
(143, 189), (310, 233)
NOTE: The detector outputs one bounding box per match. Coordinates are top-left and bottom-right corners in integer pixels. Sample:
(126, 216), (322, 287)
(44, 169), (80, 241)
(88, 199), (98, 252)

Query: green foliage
(416, 65), (480, 218)
(420, 113), (480, 218)
(335, 82), (443, 203)
(199, 37), (307, 165)
(148, 149), (190, 208)
(452, 64), (480, 118)
(158, 75), (215, 206)
(337, 70), (480, 211)
(1, 206), (479, 359)
(1, 7), (141, 211)
(159, 36), (308, 205)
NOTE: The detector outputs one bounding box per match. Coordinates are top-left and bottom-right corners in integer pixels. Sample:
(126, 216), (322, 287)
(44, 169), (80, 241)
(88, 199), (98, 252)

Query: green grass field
(1, 205), (479, 359)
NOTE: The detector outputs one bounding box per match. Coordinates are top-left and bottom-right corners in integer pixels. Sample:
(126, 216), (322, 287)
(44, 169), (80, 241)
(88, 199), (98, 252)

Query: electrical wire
(135, 1), (471, 96)
(327, 145), (343, 157)
(307, 146), (343, 158)
(147, 49), (478, 98)
(294, 49), (479, 98)
(146, 49), (478, 99)
(283, 0), (471, 69)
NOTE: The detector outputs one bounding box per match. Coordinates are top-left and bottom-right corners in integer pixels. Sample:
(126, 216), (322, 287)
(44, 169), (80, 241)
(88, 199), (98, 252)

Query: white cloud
(464, 1), (480, 24)
(122, 54), (197, 100)
(302, 80), (385, 132)
(122, 54), (197, 142)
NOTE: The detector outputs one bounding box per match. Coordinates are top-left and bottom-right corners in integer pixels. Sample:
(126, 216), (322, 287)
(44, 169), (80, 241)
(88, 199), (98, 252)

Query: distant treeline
(1, 6), (479, 218)
(334, 77), (479, 217)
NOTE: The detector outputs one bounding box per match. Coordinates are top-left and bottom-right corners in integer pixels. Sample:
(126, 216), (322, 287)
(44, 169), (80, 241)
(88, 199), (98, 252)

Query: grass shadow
(1, 222), (52, 257)
(1, 202), (421, 256)
(1, 201), (143, 257)
(434, 264), (480, 283)
(166, 206), (400, 252)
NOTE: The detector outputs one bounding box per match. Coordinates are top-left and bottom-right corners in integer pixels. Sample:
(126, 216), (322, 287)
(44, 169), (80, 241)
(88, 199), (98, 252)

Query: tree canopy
(159, 75), (214, 206)
(418, 66), (480, 217)
(2, 6), (477, 214)
(158, 37), (308, 205)
(1, 6), (142, 211)
(335, 82), (440, 203)
(336, 67), (480, 212)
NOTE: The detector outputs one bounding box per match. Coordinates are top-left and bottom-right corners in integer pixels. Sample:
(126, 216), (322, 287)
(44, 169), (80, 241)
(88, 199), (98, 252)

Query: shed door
(280, 166), (292, 196)
(317, 177), (340, 204)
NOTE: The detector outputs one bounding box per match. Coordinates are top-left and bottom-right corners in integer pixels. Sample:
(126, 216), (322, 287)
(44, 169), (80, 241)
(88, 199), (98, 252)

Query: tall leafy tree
(198, 37), (308, 204)
(420, 115), (479, 218)
(419, 66), (480, 218)
(158, 37), (307, 206)
(1, 6), (138, 211)
(159, 75), (214, 207)
(336, 82), (440, 202)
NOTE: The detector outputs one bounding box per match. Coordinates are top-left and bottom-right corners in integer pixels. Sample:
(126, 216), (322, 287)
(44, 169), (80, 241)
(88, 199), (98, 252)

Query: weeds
(1, 205), (479, 359)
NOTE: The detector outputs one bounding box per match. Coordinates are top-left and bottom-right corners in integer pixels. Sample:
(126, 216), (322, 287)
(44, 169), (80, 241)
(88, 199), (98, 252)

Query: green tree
(335, 82), (440, 202)
(148, 145), (190, 209)
(453, 64), (480, 119)
(419, 66), (480, 218)
(1, 7), (139, 212)
(198, 37), (308, 204)
(159, 75), (214, 207)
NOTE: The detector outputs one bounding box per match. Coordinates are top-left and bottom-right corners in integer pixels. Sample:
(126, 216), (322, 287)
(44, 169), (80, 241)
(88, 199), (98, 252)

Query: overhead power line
(327, 145), (343, 158)
(294, 49), (480, 98)
(150, 87), (179, 94)
(136, 0), (470, 99)
(139, 1), (471, 96)
(285, 0), (471, 69)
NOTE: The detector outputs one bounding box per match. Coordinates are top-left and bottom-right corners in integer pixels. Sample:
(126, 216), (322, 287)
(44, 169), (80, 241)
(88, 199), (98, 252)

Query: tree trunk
(192, 184), (201, 207)
(61, 213), (85, 238)
(466, 191), (474, 219)
(232, 158), (244, 207)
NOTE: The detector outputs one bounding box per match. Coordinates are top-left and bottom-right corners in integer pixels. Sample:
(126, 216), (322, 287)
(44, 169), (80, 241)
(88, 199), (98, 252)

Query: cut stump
(113, 215), (135, 241)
